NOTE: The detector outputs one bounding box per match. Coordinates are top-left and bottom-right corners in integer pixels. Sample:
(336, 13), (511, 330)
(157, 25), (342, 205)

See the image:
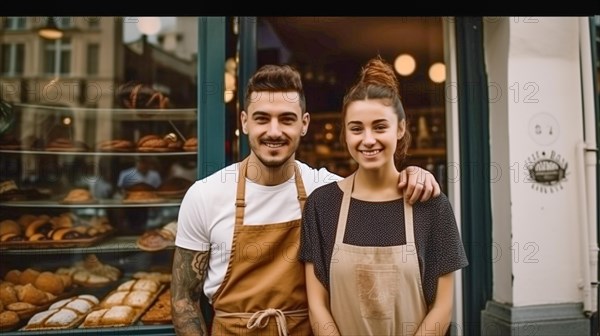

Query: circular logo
(528, 113), (559, 146)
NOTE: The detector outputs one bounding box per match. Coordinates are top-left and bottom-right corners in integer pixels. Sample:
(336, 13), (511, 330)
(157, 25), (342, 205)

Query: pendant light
(38, 17), (63, 40)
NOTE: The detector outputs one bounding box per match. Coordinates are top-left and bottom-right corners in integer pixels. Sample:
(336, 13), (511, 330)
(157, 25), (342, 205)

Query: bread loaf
(183, 137), (197, 152)
(81, 305), (137, 327)
(140, 288), (171, 324)
(23, 294), (98, 330)
(97, 139), (134, 152)
(62, 189), (93, 203)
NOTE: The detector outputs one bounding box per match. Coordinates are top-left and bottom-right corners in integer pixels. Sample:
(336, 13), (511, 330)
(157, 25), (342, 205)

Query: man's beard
(255, 151), (294, 168)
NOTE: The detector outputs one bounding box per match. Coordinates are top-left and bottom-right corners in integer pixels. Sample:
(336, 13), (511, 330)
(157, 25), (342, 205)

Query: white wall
(485, 17), (585, 306)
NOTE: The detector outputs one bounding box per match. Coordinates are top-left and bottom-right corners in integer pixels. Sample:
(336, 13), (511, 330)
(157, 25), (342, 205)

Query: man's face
(241, 91), (309, 168)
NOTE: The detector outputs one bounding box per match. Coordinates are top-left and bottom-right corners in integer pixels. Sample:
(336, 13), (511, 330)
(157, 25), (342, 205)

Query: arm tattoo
(172, 247), (210, 336)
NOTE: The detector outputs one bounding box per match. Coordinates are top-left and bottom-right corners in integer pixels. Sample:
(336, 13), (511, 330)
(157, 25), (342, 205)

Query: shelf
(14, 103), (197, 121)
(0, 236), (172, 255)
(0, 199), (183, 208)
(0, 320), (175, 336)
(0, 149), (197, 156)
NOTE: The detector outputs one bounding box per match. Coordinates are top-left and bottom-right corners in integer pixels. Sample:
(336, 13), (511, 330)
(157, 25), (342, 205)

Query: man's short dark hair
(244, 65), (306, 113)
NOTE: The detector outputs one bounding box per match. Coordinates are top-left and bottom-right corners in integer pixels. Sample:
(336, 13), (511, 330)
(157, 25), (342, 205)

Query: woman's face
(344, 99), (405, 171)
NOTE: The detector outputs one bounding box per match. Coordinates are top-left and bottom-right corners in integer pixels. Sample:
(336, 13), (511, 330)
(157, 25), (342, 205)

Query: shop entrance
(254, 17), (449, 191)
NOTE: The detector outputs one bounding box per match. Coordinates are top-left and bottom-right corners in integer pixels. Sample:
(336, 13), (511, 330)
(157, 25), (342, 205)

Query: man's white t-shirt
(175, 160), (340, 303)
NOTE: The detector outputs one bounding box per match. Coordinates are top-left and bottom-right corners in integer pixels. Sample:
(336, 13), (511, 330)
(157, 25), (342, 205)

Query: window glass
(87, 43), (99, 75)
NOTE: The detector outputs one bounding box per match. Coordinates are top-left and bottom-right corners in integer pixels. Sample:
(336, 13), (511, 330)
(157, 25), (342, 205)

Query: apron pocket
(354, 264), (400, 320)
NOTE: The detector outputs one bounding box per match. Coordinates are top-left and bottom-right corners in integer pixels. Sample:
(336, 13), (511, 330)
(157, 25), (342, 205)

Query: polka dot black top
(299, 181), (469, 306)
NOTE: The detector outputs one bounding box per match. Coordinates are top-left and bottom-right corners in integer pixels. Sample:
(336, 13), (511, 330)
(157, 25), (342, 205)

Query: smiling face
(344, 99), (405, 172)
(241, 91), (309, 170)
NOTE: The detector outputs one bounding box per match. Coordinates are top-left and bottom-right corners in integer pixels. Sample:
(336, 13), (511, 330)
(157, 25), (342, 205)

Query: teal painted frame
(198, 17), (226, 179)
(237, 16), (257, 159)
(455, 17), (493, 334)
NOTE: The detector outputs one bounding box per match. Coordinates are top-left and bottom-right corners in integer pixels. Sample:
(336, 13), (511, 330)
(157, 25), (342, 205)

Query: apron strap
(293, 163), (308, 212)
(335, 172), (355, 244)
(234, 158), (250, 226)
(235, 158), (307, 225)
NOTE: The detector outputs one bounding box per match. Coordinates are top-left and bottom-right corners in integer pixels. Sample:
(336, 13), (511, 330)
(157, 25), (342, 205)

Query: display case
(0, 102), (197, 335)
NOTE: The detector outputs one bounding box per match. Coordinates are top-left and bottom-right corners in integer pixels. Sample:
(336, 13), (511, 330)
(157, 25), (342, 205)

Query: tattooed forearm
(172, 247), (210, 336)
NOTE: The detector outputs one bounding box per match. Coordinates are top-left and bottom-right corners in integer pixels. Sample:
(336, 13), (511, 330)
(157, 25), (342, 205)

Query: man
(117, 157), (162, 190)
(172, 64), (440, 335)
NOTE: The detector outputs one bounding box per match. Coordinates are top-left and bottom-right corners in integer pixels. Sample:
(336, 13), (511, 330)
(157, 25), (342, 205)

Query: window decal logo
(525, 150), (568, 193)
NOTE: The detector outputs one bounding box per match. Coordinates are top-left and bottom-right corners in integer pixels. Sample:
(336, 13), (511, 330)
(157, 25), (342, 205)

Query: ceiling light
(394, 54), (416, 76)
(428, 62), (446, 83)
(38, 17), (63, 40)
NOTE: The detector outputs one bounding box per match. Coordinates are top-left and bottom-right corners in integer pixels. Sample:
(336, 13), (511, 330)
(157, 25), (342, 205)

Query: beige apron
(330, 173), (427, 335)
(211, 158), (312, 336)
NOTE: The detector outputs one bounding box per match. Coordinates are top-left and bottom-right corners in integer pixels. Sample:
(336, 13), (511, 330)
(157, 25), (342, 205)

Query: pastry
(6, 301), (37, 315)
(124, 183), (161, 203)
(43, 308), (78, 327)
(0, 233), (25, 242)
(132, 279), (160, 293)
(50, 213), (75, 228)
(137, 135), (170, 152)
(24, 308), (58, 328)
(0, 284), (18, 304)
(4, 270), (21, 285)
(45, 138), (88, 152)
(157, 177), (193, 198)
(23, 294), (98, 330)
(17, 214), (37, 229)
(97, 139), (134, 152)
(183, 137), (197, 152)
(62, 188), (94, 203)
(81, 305), (137, 327)
(28, 233), (49, 241)
(116, 280), (135, 292)
(25, 218), (53, 238)
(0, 180), (18, 194)
(49, 295), (98, 314)
(101, 305), (137, 325)
(132, 271), (172, 283)
(68, 255), (121, 287)
(49, 227), (84, 241)
(140, 288), (171, 324)
(34, 271), (65, 296)
(124, 291), (152, 308)
(0, 310), (20, 328)
(18, 268), (40, 286)
(0, 220), (21, 236)
(136, 222), (177, 251)
(16, 283), (48, 305)
(102, 291), (128, 307)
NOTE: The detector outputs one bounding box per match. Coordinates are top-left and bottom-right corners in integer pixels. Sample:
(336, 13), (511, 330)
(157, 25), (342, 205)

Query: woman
(299, 57), (468, 336)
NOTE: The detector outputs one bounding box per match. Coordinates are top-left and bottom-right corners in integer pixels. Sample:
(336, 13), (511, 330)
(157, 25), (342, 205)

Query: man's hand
(398, 166), (441, 204)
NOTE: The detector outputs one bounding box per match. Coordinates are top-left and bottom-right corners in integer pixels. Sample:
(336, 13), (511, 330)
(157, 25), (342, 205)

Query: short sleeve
(175, 183), (211, 252)
(429, 196), (469, 278)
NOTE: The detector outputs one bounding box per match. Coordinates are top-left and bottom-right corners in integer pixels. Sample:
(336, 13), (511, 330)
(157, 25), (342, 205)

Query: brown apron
(330, 173), (427, 335)
(211, 158), (312, 336)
